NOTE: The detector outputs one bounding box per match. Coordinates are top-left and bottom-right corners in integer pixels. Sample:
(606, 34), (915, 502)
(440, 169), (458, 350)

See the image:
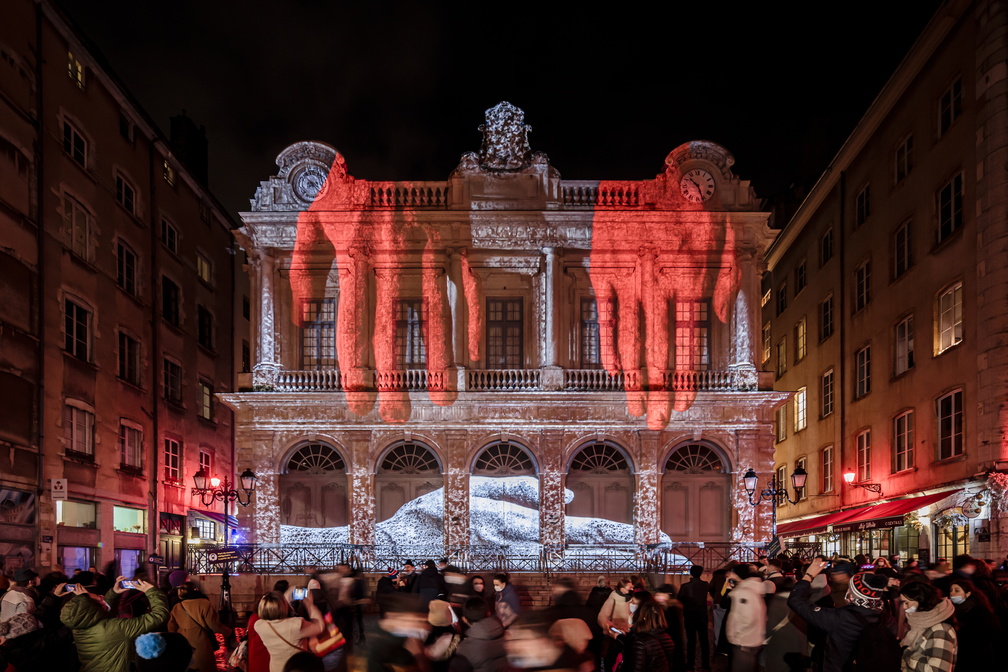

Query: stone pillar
(447, 249), (466, 368)
(539, 430), (566, 547)
(252, 253), (280, 388)
(248, 430), (280, 544)
(634, 430), (661, 545)
(443, 430), (470, 548)
(347, 432), (376, 546)
(541, 247), (564, 390)
(729, 248), (759, 389)
(734, 428), (774, 543)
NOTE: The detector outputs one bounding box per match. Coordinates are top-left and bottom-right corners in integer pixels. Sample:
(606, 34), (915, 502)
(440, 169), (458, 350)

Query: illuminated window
(937, 389), (963, 460)
(776, 338), (787, 378)
(821, 368), (834, 417)
(194, 518), (215, 540)
(855, 345), (871, 399)
(62, 120), (87, 168)
(776, 283), (787, 316)
(64, 403), (94, 456)
(819, 295), (834, 341)
(674, 300), (710, 371)
(761, 323), (771, 363)
(776, 465), (787, 505)
(794, 387), (807, 432)
(854, 260), (871, 311)
(301, 298), (336, 369)
(199, 449), (212, 475)
(895, 315), (914, 376)
(162, 276), (180, 327)
(487, 298), (523, 369)
(115, 173), (136, 214)
(64, 298), (91, 361)
(795, 317), (807, 362)
(161, 218), (178, 254)
(163, 437), (181, 483)
(894, 220), (914, 278)
(821, 445), (834, 493)
(57, 500), (95, 527)
(198, 380), (213, 421)
(795, 456), (807, 500)
(937, 172), (963, 242)
(119, 422), (142, 469)
(856, 430), (871, 482)
(196, 253), (212, 284)
(794, 261), (807, 295)
(118, 332), (140, 385)
(197, 305), (214, 350)
(117, 240), (137, 295)
(774, 405), (786, 443)
(163, 358), (182, 405)
(937, 282), (963, 353)
(580, 298), (604, 368)
(163, 159), (175, 186)
(855, 185), (870, 227)
(820, 228), (833, 266)
(894, 410), (914, 472)
(113, 506), (145, 534)
(62, 194), (92, 260)
(895, 134), (913, 183)
(395, 299), (426, 369)
(939, 76), (962, 135)
(67, 50), (85, 88)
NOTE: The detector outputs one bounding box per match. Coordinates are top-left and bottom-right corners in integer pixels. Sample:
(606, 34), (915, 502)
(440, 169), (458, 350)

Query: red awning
(777, 490), (959, 538)
(830, 491), (957, 533)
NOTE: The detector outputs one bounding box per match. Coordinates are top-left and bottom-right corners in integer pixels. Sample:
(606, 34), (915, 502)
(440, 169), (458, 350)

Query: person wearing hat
(786, 558), (892, 672)
(400, 561), (418, 593)
(0, 568), (38, 623)
(423, 599), (460, 672)
(167, 580), (231, 672)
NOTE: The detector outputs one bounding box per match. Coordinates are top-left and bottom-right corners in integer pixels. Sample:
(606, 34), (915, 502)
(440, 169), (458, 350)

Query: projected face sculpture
(288, 104), (741, 429)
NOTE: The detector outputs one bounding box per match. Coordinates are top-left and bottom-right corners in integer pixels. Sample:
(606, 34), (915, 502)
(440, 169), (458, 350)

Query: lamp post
(843, 471), (883, 494)
(192, 467), (257, 624)
(742, 466), (807, 540)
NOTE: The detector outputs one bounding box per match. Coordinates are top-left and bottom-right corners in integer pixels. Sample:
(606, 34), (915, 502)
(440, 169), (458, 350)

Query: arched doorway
(470, 441), (539, 546)
(375, 441), (443, 522)
(279, 442), (348, 528)
(661, 442), (730, 542)
(565, 442), (633, 524)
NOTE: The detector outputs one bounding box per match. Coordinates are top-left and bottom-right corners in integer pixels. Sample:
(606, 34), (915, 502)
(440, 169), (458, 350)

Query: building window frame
(821, 368), (834, 418)
(198, 379), (214, 421)
(486, 297), (524, 369)
(893, 409), (915, 473)
(776, 282), (787, 316)
(761, 323), (771, 364)
(62, 193), (92, 261)
(819, 294), (834, 341)
(936, 389), (963, 460)
(936, 281), (963, 355)
(895, 314), (914, 377)
(821, 445), (834, 493)
(67, 50), (85, 88)
(820, 228), (834, 266)
(62, 118), (88, 168)
(196, 304), (214, 352)
(161, 218), (179, 255)
(395, 299), (426, 369)
(854, 259), (871, 312)
(774, 406), (787, 443)
(894, 219), (914, 279)
(894, 134), (913, 183)
(163, 437), (181, 484)
(196, 252), (212, 286)
(117, 331), (141, 386)
(64, 297), (92, 362)
(794, 386), (807, 432)
(119, 420), (143, 470)
(795, 317), (807, 362)
(776, 338), (787, 379)
(856, 429), (871, 482)
(300, 298), (337, 370)
(64, 401), (95, 458)
(162, 276), (181, 328)
(115, 172), (136, 215)
(855, 184), (870, 227)
(795, 456), (807, 501)
(937, 171), (964, 244)
(795, 260), (807, 295)
(939, 76), (962, 136)
(674, 300), (711, 371)
(163, 358), (183, 407)
(855, 345), (871, 399)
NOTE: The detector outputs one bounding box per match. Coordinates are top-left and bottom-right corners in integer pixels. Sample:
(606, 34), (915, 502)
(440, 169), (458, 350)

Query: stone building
(0, 1), (246, 575)
(225, 102), (788, 558)
(767, 0), (1008, 562)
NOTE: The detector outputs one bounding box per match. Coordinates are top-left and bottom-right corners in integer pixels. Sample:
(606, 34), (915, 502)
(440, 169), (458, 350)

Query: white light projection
(281, 476), (672, 548)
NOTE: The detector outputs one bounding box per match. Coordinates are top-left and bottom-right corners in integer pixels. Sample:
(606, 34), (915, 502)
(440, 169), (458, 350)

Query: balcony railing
(663, 369), (734, 391)
(467, 369), (541, 391)
(563, 368), (625, 391)
(561, 181), (644, 207)
(188, 542), (765, 575)
(275, 369), (343, 391)
(374, 369), (445, 391)
(368, 182), (449, 208)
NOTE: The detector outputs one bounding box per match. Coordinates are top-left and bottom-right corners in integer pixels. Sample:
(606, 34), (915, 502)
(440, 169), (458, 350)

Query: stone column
(447, 249), (466, 368)
(634, 430), (661, 546)
(248, 430), (280, 544)
(539, 430), (566, 547)
(347, 431), (376, 546)
(252, 253), (280, 388)
(443, 429), (470, 548)
(541, 248), (564, 391)
(734, 427), (774, 543)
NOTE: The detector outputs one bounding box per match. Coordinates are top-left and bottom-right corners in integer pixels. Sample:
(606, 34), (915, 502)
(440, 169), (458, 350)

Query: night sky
(57, 1), (943, 217)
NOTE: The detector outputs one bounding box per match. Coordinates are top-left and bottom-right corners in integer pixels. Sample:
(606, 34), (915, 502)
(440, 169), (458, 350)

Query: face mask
(905, 606), (917, 613)
(951, 596), (965, 605)
(495, 585), (504, 593)
(628, 603), (638, 613)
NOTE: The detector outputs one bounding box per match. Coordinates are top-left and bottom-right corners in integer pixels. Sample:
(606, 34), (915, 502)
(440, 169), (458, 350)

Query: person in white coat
(725, 563), (774, 672)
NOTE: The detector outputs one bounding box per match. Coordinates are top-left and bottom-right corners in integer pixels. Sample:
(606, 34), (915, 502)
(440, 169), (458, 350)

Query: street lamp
(741, 466), (807, 539)
(191, 467), (257, 624)
(843, 470), (883, 494)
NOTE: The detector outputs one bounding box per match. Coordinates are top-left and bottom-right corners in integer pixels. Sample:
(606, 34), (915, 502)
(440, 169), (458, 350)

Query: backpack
(849, 610), (901, 672)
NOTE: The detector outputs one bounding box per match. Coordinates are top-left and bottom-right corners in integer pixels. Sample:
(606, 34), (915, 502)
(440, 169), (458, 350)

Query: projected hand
(290, 154), (481, 422)
(588, 182), (738, 429)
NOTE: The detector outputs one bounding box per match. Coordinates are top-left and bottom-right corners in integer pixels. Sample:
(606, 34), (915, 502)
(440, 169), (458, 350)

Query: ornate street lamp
(843, 470), (883, 494)
(191, 467), (257, 624)
(741, 466), (807, 541)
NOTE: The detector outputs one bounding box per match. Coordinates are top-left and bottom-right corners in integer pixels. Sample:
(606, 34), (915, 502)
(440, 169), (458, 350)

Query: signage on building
(41, 535), (53, 543)
(977, 526), (991, 542)
(148, 554), (165, 565)
(207, 548), (240, 564)
(766, 535), (782, 557)
(51, 479), (67, 501)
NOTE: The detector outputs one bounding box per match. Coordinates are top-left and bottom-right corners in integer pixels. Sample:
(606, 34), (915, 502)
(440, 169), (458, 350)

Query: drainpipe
(149, 140), (160, 570)
(34, 1), (47, 570)
(837, 171), (847, 551)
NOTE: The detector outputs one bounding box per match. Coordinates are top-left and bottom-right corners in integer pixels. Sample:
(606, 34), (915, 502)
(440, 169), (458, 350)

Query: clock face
(679, 168), (716, 203)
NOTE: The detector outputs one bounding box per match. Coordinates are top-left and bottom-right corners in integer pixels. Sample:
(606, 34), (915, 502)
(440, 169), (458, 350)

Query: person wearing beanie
(787, 558), (893, 672)
(424, 599), (460, 672)
(899, 581), (957, 672)
(167, 581), (231, 671)
(60, 575), (169, 672)
(134, 631), (195, 672)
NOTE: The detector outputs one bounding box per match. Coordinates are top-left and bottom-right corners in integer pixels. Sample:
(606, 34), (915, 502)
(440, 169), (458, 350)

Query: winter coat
(0, 586), (35, 622)
(952, 593), (998, 672)
(451, 616), (507, 672)
(677, 577), (710, 624)
(763, 582), (809, 672)
(597, 589), (631, 634)
(494, 584), (520, 628)
(726, 576), (772, 648)
(167, 592), (231, 672)
(246, 612), (270, 672)
(412, 566), (447, 604)
(622, 629), (676, 672)
(60, 587), (169, 672)
(786, 578), (885, 672)
(901, 622), (956, 672)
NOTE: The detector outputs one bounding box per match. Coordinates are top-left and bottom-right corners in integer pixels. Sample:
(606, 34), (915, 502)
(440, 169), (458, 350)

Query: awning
(777, 490), (959, 538)
(189, 509), (239, 528)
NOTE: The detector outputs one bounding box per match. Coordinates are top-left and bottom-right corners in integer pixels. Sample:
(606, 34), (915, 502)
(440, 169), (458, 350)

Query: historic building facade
(768, 0), (1008, 562)
(0, 1), (246, 575)
(226, 103), (788, 555)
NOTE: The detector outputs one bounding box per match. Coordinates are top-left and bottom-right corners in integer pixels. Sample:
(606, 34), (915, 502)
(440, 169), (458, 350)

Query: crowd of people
(0, 551), (1007, 672)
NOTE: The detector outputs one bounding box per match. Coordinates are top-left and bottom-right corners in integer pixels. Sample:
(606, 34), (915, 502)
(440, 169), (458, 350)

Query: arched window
(570, 442), (630, 473)
(665, 443), (724, 473)
(285, 443), (346, 474)
(473, 442), (535, 476)
(379, 442), (440, 474)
